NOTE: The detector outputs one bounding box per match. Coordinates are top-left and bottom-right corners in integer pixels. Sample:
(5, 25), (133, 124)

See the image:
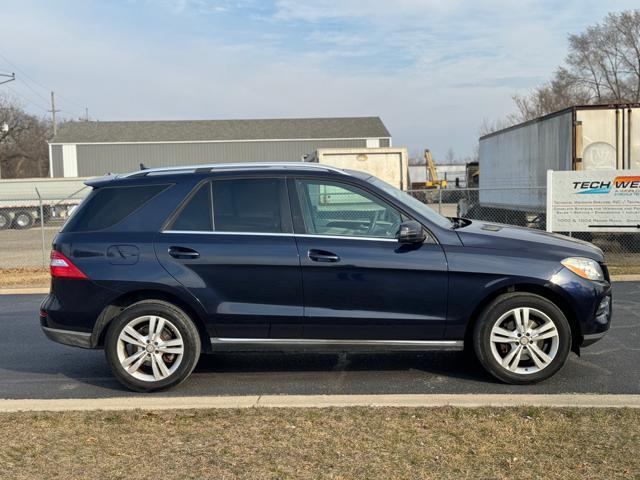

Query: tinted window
(295, 179), (402, 239)
(367, 177), (452, 229)
(171, 183), (213, 231)
(212, 178), (286, 233)
(64, 184), (167, 232)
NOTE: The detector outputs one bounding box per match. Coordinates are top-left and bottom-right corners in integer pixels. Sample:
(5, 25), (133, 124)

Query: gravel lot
(0, 226), (60, 268)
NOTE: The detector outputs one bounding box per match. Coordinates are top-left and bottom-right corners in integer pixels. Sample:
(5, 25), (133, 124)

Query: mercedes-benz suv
(40, 163), (612, 391)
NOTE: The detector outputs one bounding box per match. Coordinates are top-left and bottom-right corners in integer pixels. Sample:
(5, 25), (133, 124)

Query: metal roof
(479, 102), (640, 140)
(51, 117), (391, 144)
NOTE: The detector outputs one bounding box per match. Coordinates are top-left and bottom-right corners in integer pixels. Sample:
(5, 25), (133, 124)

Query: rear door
(155, 177), (303, 340)
(576, 107), (640, 170)
(289, 177), (448, 340)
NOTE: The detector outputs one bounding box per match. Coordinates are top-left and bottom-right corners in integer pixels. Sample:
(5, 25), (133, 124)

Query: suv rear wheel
(105, 300), (201, 392)
(473, 293), (571, 384)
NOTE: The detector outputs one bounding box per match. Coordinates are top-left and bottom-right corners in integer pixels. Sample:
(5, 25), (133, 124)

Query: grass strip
(0, 407), (637, 479)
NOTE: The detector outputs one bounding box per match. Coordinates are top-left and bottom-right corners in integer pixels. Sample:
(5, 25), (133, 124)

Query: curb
(0, 287), (49, 295)
(611, 274), (640, 281)
(0, 394), (639, 412)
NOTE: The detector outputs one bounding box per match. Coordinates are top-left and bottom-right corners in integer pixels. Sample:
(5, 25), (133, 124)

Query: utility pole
(49, 91), (60, 136)
(0, 72), (15, 85)
(85, 107), (89, 121)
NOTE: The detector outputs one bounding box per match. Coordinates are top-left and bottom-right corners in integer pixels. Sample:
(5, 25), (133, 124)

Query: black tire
(12, 210), (34, 230)
(0, 211), (10, 230)
(473, 293), (571, 385)
(105, 300), (201, 392)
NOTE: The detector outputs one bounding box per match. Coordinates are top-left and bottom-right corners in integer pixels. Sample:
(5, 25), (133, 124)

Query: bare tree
(478, 117), (513, 137)
(484, 9), (640, 132)
(444, 148), (456, 164)
(0, 95), (51, 178)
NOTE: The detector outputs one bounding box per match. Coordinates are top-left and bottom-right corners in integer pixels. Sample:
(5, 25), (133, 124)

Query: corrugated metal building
(408, 163), (467, 188)
(48, 117), (392, 177)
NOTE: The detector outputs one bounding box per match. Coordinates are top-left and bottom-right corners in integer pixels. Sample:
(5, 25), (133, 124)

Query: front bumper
(580, 294), (612, 347)
(550, 267), (612, 348)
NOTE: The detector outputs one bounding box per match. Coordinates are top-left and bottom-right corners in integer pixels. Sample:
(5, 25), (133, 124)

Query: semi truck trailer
(460, 104), (640, 226)
(0, 177), (90, 230)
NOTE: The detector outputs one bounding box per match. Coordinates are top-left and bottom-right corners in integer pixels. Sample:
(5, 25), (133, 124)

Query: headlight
(561, 257), (604, 281)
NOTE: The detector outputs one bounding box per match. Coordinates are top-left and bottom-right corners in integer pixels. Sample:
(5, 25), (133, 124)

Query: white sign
(547, 169), (640, 232)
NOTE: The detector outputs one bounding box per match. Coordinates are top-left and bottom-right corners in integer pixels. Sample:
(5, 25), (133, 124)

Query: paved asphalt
(1, 283), (638, 399)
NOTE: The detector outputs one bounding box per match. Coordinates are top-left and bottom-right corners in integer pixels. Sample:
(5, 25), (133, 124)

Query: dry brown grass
(0, 407), (638, 479)
(0, 268), (49, 288)
(608, 264), (640, 276)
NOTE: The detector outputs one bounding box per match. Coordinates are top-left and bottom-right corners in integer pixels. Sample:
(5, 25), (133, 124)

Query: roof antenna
(139, 163), (148, 170)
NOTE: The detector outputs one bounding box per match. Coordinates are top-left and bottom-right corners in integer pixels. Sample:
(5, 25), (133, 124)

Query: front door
(155, 177), (303, 339)
(289, 178), (448, 340)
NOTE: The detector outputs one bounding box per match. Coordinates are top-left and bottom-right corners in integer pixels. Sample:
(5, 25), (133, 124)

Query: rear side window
(64, 184), (167, 232)
(212, 178), (288, 233)
(171, 183), (213, 231)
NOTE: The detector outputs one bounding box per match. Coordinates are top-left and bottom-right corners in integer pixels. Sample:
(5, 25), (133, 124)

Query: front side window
(294, 179), (402, 239)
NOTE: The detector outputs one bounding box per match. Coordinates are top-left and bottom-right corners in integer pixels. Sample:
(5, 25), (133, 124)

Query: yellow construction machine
(424, 149), (447, 188)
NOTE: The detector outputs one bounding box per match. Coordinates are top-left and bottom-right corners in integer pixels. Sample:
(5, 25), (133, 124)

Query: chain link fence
(0, 182), (637, 273)
(0, 179), (89, 269)
(410, 187), (640, 272)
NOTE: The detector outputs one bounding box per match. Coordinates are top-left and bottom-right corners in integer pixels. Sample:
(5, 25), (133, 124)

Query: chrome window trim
(163, 230), (293, 237)
(162, 230), (399, 242)
(296, 234), (398, 243)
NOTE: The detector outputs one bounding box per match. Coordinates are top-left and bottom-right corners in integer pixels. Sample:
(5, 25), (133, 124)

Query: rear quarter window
(63, 184), (168, 232)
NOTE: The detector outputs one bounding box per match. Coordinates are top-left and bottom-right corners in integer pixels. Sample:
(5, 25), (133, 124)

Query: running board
(210, 337), (464, 352)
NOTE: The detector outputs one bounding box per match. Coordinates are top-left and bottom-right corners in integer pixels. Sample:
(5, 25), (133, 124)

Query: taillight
(50, 250), (88, 279)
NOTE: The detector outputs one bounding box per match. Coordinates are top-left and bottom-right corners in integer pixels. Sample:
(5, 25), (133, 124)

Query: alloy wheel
(489, 307), (560, 375)
(116, 315), (185, 382)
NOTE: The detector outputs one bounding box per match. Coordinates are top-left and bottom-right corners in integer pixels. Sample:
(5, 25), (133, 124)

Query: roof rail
(120, 162), (348, 178)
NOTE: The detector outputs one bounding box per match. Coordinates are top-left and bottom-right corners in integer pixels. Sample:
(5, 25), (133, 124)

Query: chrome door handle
(308, 249), (340, 263)
(168, 246), (200, 259)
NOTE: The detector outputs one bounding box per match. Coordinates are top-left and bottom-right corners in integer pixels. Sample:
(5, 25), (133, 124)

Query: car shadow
(193, 350), (493, 382)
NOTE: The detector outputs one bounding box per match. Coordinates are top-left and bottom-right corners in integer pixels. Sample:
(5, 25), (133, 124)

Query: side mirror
(396, 220), (426, 243)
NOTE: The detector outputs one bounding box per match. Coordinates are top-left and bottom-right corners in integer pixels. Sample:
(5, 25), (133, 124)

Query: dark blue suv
(40, 163), (612, 391)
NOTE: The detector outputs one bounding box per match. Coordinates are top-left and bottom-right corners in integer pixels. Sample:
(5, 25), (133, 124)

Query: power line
(16, 77), (50, 104)
(0, 71), (15, 86)
(4, 84), (50, 112)
(0, 49), (89, 117)
(0, 50), (49, 92)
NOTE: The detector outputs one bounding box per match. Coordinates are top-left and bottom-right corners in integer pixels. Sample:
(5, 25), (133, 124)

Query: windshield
(367, 177), (453, 229)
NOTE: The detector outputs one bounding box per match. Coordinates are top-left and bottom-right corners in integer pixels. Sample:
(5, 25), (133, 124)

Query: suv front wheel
(473, 293), (571, 384)
(105, 300), (201, 392)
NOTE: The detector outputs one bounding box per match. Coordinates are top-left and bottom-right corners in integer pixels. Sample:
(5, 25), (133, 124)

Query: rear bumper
(41, 325), (92, 348)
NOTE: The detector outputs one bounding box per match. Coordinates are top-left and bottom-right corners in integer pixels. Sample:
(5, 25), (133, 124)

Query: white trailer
(0, 177), (90, 230)
(469, 104), (640, 222)
(305, 147), (410, 190)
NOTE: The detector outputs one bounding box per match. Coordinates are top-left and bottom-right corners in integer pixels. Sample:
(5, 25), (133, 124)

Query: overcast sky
(1, 0), (638, 160)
